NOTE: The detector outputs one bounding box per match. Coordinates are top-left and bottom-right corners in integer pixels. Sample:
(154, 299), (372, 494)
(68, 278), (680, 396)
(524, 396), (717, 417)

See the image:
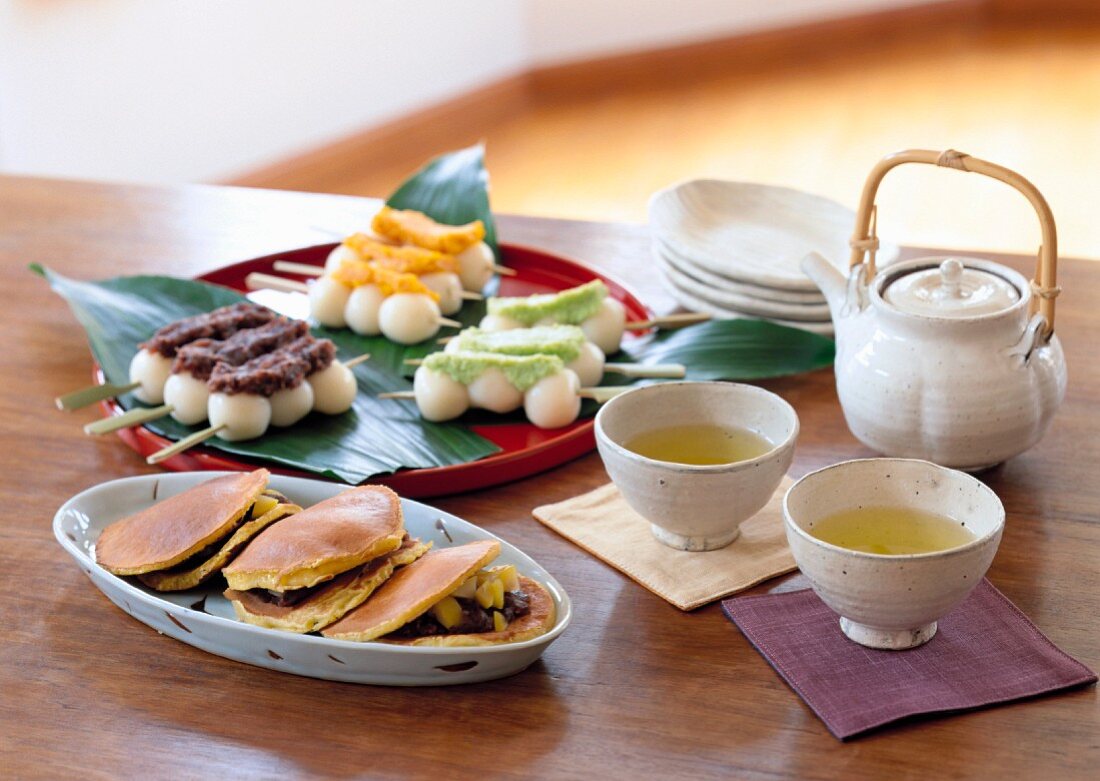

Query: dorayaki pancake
(321, 540), (500, 642)
(137, 491), (300, 592)
(95, 470), (270, 576)
(223, 485), (405, 592)
(223, 537), (431, 634)
(380, 576), (555, 647)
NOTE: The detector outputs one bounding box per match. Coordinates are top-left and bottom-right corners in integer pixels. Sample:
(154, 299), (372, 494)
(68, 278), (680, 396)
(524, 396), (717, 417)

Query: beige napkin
(532, 476), (797, 610)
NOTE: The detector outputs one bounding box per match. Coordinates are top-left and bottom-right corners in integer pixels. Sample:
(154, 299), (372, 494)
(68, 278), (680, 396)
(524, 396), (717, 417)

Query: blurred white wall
(0, 0), (529, 182)
(526, 0), (934, 64)
(0, 0), (934, 184)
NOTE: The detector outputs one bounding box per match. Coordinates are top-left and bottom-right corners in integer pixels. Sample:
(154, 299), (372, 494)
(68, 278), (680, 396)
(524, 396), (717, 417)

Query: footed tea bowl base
(650, 524), (740, 551)
(839, 617), (938, 650)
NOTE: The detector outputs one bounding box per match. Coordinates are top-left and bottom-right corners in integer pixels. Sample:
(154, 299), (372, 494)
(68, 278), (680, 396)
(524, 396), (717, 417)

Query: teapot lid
(882, 258), (1020, 318)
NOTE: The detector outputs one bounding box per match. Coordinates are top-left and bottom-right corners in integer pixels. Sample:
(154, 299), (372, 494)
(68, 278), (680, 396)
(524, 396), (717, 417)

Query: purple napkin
(722, 579), (1096, 740)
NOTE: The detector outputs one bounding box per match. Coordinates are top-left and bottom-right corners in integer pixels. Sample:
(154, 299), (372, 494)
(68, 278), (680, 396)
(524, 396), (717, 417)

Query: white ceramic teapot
(802, 149), (1066, 470)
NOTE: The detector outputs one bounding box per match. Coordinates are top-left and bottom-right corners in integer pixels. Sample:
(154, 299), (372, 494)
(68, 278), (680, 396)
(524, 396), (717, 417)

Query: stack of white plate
(648, 180), (899, 336)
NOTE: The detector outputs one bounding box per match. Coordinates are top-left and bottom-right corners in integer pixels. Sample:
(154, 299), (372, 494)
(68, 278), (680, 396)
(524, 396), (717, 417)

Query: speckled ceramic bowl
(595, 381), (798, 551)
(784, 458), (1004, 650)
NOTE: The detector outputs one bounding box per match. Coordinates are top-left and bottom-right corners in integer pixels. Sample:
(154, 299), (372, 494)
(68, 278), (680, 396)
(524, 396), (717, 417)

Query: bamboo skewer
(343, 353), (372, 368)
(402, 357), (685, 379)
(273, 260), (323, 276)
(601, 363), (686, 379)
(624, 312), (711, 331)
(378, 386), (628, 403)
(55, 380), (141, 411)
(493, 265), (516, 276)
(245, 272), (308, 294)
(460, 291), (483, 301)
(85, 405), (172, 436)
(147, 425), (227, 465)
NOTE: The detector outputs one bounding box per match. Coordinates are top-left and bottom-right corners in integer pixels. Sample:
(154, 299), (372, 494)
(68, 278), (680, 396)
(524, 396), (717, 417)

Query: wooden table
(3, 176), (1097, 780)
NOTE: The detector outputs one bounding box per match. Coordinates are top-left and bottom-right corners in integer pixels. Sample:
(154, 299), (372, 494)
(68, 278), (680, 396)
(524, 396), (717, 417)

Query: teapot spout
(801, 252), (849, 320)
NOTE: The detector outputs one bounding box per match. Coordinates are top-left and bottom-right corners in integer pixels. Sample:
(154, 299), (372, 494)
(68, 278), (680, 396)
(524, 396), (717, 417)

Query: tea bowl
(783, 458), (1005, 650)
(594, 381), (798, 551)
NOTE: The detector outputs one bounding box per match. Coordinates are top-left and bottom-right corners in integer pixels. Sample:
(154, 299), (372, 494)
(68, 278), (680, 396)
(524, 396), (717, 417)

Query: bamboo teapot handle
(849, 149), (1060, 337)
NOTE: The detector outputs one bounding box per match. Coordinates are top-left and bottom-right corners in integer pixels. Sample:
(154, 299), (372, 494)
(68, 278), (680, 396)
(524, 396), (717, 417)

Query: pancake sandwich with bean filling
(95, 469), (298, 591)
(321, 540), (556, 646)
(222, 486), (430, 633)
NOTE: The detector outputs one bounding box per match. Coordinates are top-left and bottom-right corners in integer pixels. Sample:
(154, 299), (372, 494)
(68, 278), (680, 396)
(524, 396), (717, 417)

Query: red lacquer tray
(102, 242), (652, 497)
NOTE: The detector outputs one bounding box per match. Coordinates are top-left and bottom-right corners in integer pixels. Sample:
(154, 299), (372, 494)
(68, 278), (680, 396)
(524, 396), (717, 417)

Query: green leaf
(386, 143), (498, 258)
(35, 266), (500, 484)
(622, 319), (835, 381)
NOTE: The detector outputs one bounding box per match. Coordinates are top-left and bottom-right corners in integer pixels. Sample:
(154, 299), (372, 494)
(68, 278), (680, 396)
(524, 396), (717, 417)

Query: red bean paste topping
(140, 303), (276, 358)
(208, 345), (311, 396)
(172, 319), (309, 380)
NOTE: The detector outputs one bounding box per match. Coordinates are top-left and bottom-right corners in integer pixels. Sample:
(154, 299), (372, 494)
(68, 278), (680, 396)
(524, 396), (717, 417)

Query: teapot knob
(940, 258), (964, 298)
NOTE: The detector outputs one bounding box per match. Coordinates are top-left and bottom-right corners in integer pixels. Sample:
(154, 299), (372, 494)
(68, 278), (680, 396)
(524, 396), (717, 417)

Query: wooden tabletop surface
(3, 175), (1097, 780)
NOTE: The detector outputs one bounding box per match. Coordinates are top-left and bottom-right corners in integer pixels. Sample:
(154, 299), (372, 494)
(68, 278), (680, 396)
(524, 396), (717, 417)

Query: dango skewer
(272, 260), (483, 310)
(479, 280), (710, 355)
(378, 351), (628, 430)
(85, 318), (316, 435)
(245, 270), (462, 344)
(144, 344), (366, 464)
(55, 302), (277, 411)
(404, 325), (686, 386)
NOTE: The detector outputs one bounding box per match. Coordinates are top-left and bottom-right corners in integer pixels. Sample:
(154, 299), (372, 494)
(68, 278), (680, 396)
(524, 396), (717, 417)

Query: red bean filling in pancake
(388, 591), (531, 638)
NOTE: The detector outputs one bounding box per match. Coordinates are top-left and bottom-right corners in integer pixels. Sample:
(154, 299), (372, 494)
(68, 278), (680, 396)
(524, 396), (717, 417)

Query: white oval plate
(53, 471), (572, 686)
(648, 179), (899, 291)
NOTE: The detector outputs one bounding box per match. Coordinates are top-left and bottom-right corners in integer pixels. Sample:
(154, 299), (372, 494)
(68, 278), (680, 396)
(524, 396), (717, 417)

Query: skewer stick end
(437, 317), (463, 329)
(378, 391), (417, 400)
(493, 265), (517, 276)
(343, 353), (371, 369)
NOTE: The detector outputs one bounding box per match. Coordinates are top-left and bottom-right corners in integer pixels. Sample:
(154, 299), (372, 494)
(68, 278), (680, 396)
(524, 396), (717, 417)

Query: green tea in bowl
(809, 506), (977, 555)
(622, 424), (773, 466)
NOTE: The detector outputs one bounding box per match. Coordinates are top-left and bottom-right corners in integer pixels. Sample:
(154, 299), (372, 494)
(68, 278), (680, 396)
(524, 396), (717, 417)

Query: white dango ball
(208, 393), (272, 442)
(325, 244), (360, 274)
(524, 369), (581, 430)
(163, 373), (210, 425)
(456, 242), (495, 292)
(443, 338), (462, 354)
(344, 284), (385, 335)
(269, 382), (315, 427)
(308, 362), (358, 415)
(420, 272), (464, 316)
(478, 313), (523, 332)
(413, 367), (470, 422)
(379, 293), (442, 345)
(566, 341), (606, 387)
(128, 350), (173, 405)
(467, 368), (523, 413)
(581, 297), (627, 355)
(308, 277), (351, 329)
